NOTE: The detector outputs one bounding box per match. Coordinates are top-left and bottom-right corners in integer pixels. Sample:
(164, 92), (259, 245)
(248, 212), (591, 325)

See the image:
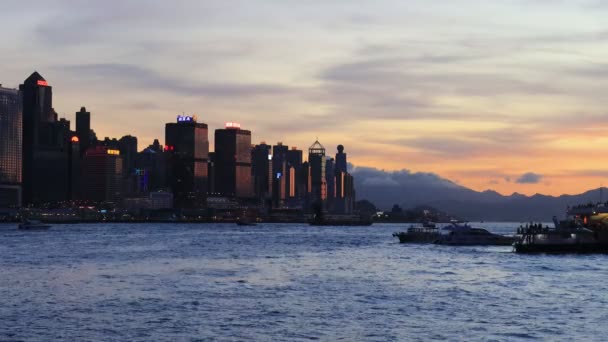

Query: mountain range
(350, 165), (605, 221)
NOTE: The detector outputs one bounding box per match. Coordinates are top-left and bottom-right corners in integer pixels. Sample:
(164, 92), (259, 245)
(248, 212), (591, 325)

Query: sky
(2, 0), (608, 196)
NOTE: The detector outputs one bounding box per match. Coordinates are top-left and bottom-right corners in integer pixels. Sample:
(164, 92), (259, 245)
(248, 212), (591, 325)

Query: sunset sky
(2, 1), (608, 196)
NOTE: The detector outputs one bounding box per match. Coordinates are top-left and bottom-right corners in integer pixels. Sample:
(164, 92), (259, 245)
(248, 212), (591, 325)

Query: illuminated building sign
(164, 145), (175, 151)
(37, 80), (49, 86)
(107, 149), (120, 155)
(225, 122), (241, 129)
(276, 172), (282, 179)
(71, 136), (79, 143)
(177, 115), (195, 123)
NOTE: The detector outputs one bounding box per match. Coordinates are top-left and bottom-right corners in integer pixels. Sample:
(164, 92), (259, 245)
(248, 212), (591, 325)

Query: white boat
(18, 219), (51, 230)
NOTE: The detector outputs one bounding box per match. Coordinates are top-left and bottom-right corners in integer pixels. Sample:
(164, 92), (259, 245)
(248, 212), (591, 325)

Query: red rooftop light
(37, 80), (49, 86)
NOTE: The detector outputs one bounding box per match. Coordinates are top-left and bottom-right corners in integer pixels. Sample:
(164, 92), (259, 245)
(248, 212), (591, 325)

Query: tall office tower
(271, 143), (289, 207)
(308, 140), (327, 210)
(207, 152), (215, 195)
(68, 136), (81, 200)
(285, 147), (303, 201)
(135, 142), (168, 193)
(325, 157), (336, 205)
(118, 135), (138, 195)
(214, 122), (253, 199)
(251, 143), (272, 200)
(0, 86), (22, 207)
(75, 107), (91, 154)
(165, 115), (209, 208)
(335, 144), (347, 173)
(81, 146), (124, 203)
(334, 145), (355, 214)
(118, 135), (138, 174)
(20, 72), (70, 205)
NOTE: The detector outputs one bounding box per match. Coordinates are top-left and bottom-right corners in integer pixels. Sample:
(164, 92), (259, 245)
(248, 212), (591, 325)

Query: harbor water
(1, 223), (607, 341)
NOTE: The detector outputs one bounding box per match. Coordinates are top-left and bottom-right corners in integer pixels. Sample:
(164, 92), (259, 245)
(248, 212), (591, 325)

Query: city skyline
(3, 1), (608, 196)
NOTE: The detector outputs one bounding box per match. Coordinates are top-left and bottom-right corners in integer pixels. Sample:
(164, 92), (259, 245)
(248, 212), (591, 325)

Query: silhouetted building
(252, 143), (272, 200)
(20, 72), (71, 205)
(81, 146), (123, 203)
(208, 152), (216, 195)
(68, 136), (81, 200)
(272, 143), (289, 207)
(286, 148), (303, 200)
(326, 157), (335, 202)
(0, 86), (22, 207)
(214, 122), (253, 199)
(308, 140), (327, 210)
(333, 145), (355, 214)
(119, 135), (138, 173)
(75, 107), (92, 154)
(135, 143), (168, 193)
(118, 135), (138, 194)
(336, 145), (347, 173)
(165, 115), (209, 208)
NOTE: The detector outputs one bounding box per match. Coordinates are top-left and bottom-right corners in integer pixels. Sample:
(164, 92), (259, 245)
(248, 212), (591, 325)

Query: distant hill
(351, 165), (604, 221)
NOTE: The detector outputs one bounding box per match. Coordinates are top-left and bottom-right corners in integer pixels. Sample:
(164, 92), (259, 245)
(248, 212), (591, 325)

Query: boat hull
(393, 232), (440, 244)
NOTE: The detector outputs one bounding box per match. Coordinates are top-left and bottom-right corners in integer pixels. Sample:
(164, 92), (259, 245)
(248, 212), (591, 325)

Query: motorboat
(434, 223), (513, 246)
(393, 225), (440, 243)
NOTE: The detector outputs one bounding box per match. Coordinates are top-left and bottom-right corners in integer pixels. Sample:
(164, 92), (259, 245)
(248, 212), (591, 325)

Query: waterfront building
(20, 72), (70, 205)
(68, 135), (81, 200)
(286, 147), (303, 202)
(326, 157), (336, 203)
(135, 143), (168, 193)
(81, 146), (124, 203)
(118, 135), (138, 195)
(0, 86), (22, 207)
(308, 140), (327, 210)
(333, 145), (355, 214)
(272, 143), (289, 207)
(214, 122), (253, 199)
(165, 115), (209, 208)
(75, 107), (92, 155)
(251, 143), (272, 200)
(335, 144), (347, 174)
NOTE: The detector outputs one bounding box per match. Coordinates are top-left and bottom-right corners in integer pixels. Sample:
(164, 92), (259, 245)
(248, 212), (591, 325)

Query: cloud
(516, 172), (543, 184)
(53, 63), (294, 98)
(350, 165), (462, 189)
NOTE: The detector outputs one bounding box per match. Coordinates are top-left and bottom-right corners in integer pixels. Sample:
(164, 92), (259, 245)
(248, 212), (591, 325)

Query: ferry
(513, 207), (608, 253)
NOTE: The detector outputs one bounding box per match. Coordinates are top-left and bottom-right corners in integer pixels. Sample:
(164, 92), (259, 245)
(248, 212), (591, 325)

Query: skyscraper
(251, 143), (272, 200)
(334, 145), (355, 214)
(286, 147), (303, 202)
(214, 122), (253, 199)
(75, 107), (91, 154)
(272, 143), (288, 207)
(20, 72), (70, 205)
(0, 86), (22, 207)
(335, 144), (347, 174)
(165, 115), (209, 208)
(81, 146), (123, 203)
(308, 140), (327, 210)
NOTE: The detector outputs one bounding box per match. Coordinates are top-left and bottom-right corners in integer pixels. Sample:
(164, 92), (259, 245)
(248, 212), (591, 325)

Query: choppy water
(1, 222), (607, 341)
